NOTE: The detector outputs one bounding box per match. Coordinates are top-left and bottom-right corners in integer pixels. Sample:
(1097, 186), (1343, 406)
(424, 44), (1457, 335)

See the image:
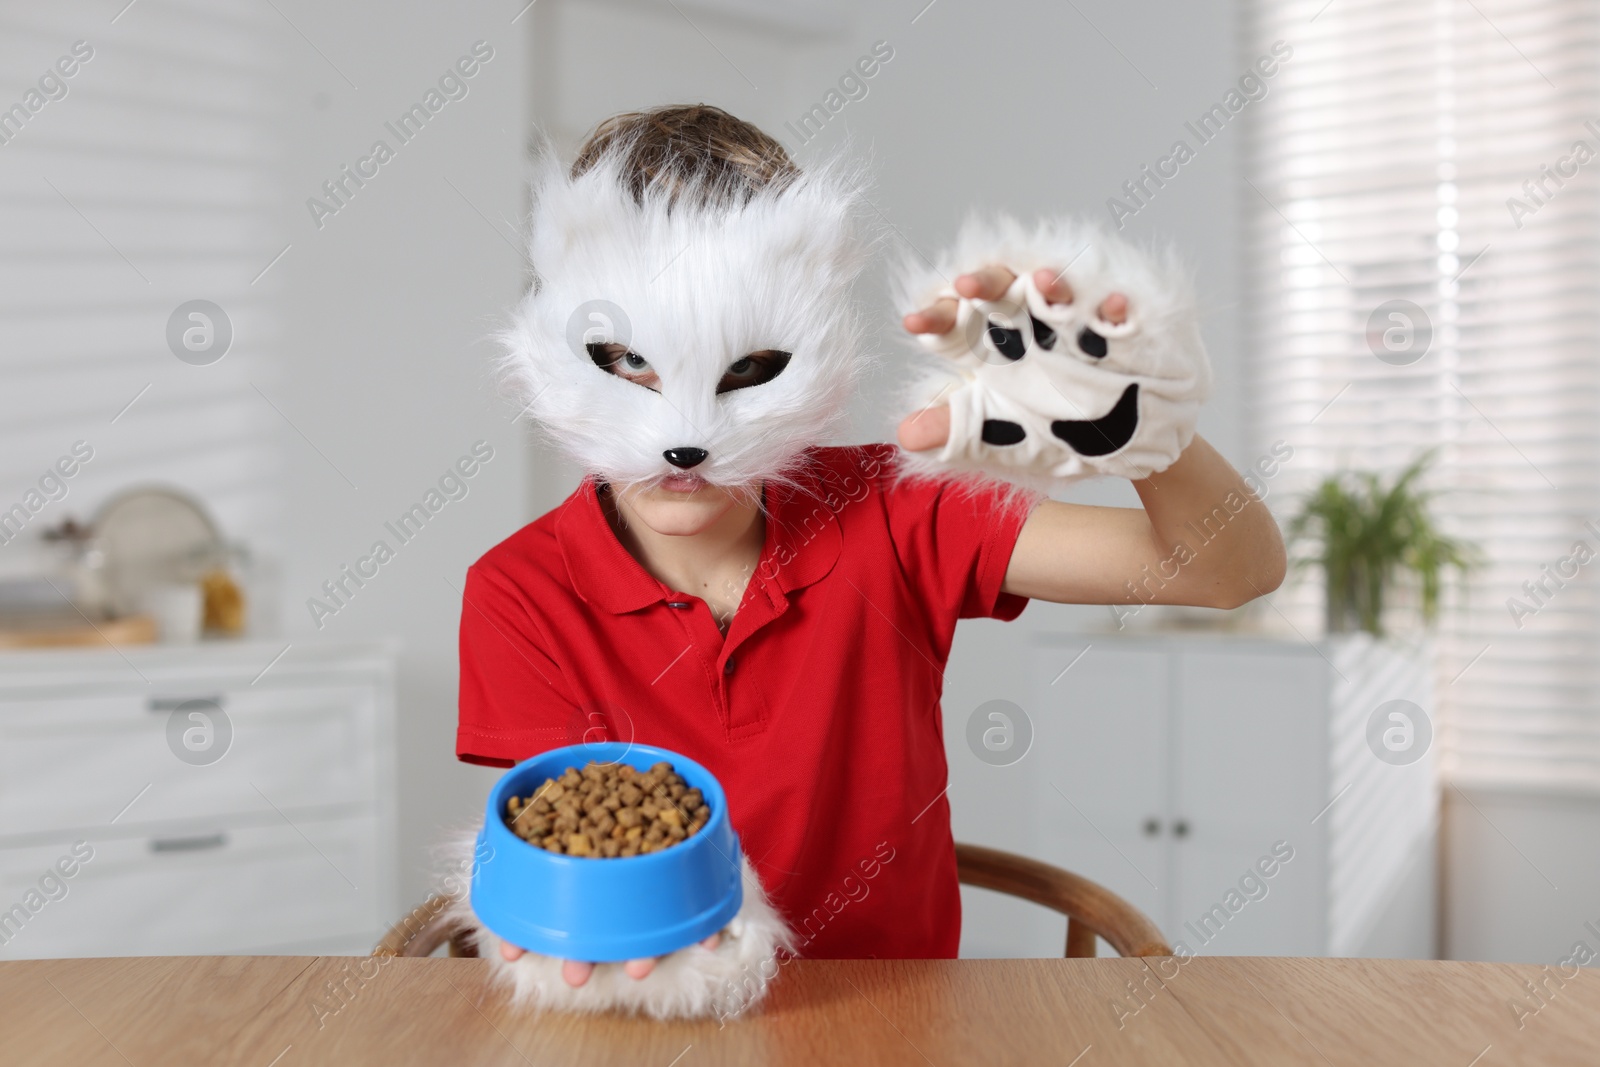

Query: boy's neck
(603, 486), (765, 630)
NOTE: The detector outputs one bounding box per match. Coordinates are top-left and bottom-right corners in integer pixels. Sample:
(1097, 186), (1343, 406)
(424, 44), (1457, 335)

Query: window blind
(1242, 0), (1600, 788)
(0, 2), (286, 589)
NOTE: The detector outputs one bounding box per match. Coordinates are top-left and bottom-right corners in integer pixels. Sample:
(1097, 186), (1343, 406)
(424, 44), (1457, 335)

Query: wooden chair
(373, 893), (478, 959)
(373, 842), (1171, 959)
(953, 842), (1170, 958)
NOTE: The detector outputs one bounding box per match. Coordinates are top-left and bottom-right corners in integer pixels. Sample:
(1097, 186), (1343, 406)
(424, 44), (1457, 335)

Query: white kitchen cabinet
(1030, 632), (1435, 958)
(0, 640), (398, 959)
(1029, 644), (1171, 929)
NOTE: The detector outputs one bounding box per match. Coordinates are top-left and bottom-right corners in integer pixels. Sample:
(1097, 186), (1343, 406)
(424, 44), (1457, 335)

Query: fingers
(954, 264), (1017, 301)
(561, 959), (595, 987)
(905, 272), (1125, 333)
(902, 297), (958, 336)
(499, 941), (525, 962)
(1099, 291), (1129, 325)
(897, 405), (951, 453)
(586, 933), (719, 984)
(905, 266), (1021, 337)
(1030, 266), (1128, 323)
(533, 934), (724, 988)
(1033, 267), (1075, 305)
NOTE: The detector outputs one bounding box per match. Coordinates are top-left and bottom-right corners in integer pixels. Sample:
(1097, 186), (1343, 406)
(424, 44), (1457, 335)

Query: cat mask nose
(663, 447), (709, 469)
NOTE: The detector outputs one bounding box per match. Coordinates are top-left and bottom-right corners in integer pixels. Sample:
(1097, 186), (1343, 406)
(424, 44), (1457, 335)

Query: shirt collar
(555, 454), (843, 615)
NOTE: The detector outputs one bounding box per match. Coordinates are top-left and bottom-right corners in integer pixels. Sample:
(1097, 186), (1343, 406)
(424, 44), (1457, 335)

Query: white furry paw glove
(446, 854), (793, 1022)
(897, 216), (1211, 488)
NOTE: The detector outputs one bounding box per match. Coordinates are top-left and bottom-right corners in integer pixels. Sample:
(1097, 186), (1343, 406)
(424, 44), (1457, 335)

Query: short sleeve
(456, 563), (583, 767)
(877, 451), (1043, 623)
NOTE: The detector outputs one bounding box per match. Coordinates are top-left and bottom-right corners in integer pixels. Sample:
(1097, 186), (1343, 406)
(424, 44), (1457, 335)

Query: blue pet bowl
(470, 742), (743, 962)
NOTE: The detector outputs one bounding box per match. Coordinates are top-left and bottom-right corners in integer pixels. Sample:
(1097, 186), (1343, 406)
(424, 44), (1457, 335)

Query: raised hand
(891, 216), (1210, 488)
(899, 266), (1128, 452)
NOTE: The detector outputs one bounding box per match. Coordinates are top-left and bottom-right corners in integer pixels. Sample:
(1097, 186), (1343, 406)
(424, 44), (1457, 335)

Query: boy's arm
(899, 264), (1286, 610)
(1003, 435), (1286, 608)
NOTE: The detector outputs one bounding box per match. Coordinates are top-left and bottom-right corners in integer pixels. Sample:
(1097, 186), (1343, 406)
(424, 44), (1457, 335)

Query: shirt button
(666, 600), (691, 609)
(724, 658), (736, 675)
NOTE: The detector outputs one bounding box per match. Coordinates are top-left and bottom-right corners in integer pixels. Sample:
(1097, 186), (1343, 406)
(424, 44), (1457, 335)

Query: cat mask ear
(496, 141), (878, 491)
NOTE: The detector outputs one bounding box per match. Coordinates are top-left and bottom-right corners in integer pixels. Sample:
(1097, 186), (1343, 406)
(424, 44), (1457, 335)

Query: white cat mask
(497, 150), (874, 490)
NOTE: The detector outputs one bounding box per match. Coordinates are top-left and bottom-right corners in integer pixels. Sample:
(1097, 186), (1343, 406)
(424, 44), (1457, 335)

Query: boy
(456, 104), (1284, 989)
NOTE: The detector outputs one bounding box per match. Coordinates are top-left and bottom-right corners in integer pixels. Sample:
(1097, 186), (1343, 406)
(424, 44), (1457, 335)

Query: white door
(1030, 639), (1172, 934)
(1171, 647), (1326, 955)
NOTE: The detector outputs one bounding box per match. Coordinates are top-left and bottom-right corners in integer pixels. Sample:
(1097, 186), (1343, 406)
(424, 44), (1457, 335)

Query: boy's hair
(570, 104), (798, 208)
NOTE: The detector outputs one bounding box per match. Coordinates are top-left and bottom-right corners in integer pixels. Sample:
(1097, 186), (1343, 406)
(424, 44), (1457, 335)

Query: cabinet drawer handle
(1171, 820), (1190, 839)
(1142, 818), (1162, 837)
(148, 696), (225, 712)
(149, 832), (227, 853)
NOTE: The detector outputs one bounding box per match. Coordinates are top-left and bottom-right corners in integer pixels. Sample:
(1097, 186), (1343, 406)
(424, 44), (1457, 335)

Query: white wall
(270, 0), (528, 909)
(0, 2), (289, 597)
(1444, 786), (1600, 966)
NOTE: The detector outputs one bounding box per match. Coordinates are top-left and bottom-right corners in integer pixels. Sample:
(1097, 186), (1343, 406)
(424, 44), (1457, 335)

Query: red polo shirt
(456, 444), (1038, 958)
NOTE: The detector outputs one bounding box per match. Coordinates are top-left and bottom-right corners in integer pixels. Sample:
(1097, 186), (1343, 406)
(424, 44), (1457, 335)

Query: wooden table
(3, 955), (1597, 1065)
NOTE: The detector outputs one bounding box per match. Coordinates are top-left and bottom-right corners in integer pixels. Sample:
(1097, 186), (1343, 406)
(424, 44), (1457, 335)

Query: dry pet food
(504, 761), (710, 858)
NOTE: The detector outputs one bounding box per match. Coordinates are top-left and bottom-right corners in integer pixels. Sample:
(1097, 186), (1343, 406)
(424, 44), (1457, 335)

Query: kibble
(505, 761), (709, 856)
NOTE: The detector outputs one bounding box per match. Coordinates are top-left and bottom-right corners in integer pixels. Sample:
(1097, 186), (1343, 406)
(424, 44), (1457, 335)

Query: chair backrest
(374, 842), (1172, 960)
(954, 842), (1171, 958)
(372, 894), (477, 958)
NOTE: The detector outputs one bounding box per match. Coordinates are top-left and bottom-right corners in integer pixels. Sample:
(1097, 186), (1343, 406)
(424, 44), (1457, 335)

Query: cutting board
(0, 613), (158, 649)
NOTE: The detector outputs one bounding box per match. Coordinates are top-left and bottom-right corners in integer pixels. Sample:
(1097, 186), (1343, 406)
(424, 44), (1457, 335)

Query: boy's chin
(618, 479), (748, 537)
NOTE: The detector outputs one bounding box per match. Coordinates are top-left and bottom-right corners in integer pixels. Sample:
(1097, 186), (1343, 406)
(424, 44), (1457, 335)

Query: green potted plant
(1287, 451), (1476, 636)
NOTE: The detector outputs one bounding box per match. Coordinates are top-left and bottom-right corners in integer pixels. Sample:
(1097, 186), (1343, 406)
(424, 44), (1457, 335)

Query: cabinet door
(0, 684), (375, 839)
(1171, 650), (1325, 956)
(1030, 640), (1170, 931)
(0, 815), (379, 958)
